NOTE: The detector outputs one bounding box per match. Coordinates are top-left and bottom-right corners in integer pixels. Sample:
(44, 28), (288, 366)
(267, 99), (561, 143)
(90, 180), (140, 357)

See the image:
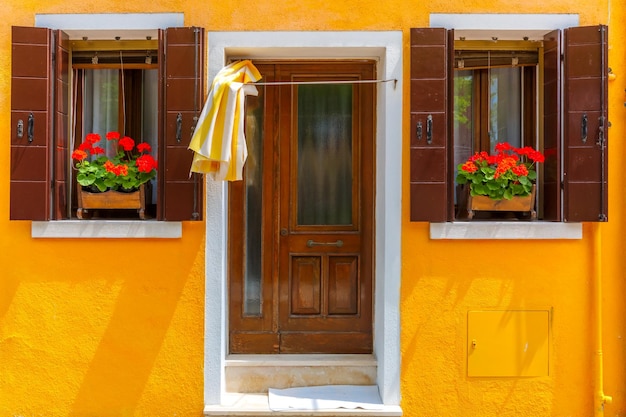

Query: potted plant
(456, 142), (545, 219)
(71, 132), (158, 219)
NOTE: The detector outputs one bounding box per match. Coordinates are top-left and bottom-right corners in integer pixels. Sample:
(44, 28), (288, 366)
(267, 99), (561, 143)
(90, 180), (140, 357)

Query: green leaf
(485, 181), (497, 190)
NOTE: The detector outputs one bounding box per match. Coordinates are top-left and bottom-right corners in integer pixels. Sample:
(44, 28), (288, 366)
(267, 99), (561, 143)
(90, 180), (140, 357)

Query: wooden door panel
(328, 256), (359, 315)
(291, 256), (322, 315)
(278, 62), (373, 352)
(229, 61), (374, 354)
(280, 332), (372, 354)
(230, 333), (280, 354)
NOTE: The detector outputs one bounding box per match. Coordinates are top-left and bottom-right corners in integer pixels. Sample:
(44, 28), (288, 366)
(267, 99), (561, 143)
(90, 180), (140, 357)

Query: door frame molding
(204, 30), (402, 406)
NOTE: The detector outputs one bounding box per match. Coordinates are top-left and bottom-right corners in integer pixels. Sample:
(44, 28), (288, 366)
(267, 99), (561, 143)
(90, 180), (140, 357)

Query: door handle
(176, 113), (183, 143)
(307, 239), (343, 248)
(23, 113), (34, 143)
(426, 114), (433, 144)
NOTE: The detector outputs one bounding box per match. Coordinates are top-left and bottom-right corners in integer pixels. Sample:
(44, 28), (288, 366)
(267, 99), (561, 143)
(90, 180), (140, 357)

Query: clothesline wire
(247, 78), (397, 88)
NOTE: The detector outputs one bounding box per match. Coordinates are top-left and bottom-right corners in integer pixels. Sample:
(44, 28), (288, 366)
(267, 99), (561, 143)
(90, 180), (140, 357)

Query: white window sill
(430, 222), (582, 240)
(31, 220), (182, 239)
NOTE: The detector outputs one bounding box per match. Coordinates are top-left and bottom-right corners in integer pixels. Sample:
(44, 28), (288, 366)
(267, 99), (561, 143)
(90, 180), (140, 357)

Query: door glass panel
(297, 84), (353, 226)
(243, 88), (264, 315)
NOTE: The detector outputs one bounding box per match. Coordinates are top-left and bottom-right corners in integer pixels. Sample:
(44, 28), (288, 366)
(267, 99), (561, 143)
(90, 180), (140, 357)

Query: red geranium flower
(106, 131), (120, 141)
(456, 141), (544, 200)
(72, 149), (88, 161)
(136, 142), (152, 153)
(86, 133), (101, 144)
(119, 136), (135, 152)
(73, 131), (158, 192)
(137, 154), (158, 173)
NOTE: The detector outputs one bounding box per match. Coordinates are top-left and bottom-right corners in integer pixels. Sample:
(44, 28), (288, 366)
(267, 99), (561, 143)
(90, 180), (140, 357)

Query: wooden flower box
(467, 185), (536, 220)
(77, 184), (146, 219)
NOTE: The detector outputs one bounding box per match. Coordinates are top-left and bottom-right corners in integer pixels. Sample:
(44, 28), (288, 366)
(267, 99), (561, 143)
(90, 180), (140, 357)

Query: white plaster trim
(35, 13), (183, 40)
(430, 13), (580, 41)
(31, 220), (182, 238)
(204, 31), (403, 408)
(430, 222), (583, 240)
(430, 13), (579, 30)
(35, 13), (183, 30)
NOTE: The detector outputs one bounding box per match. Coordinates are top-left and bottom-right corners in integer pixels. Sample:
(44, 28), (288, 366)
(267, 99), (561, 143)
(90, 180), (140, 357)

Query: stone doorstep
(203, 393), (403, 417)
(210, 355), (402, 416)
(225, 354), (378, 393)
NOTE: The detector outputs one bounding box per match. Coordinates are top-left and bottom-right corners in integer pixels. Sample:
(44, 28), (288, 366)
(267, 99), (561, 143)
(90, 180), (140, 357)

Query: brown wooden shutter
(158, 27), (205, 221)
(53, 30), (70, 219)
(409, 28), (452, 222)
(563, 25), (608, 222)
(10, 26), (54, 220)
(542, 29), (562, 221)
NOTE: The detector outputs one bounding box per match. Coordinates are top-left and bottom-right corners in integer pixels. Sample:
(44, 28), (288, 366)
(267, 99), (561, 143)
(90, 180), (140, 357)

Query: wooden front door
(229, 60), (375, 354)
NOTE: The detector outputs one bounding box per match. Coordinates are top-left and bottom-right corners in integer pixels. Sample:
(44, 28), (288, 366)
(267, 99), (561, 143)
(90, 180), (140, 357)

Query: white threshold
(204, 393), (403, 416)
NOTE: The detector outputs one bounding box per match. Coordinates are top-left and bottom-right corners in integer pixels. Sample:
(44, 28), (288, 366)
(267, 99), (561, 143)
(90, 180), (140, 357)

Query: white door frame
(203, 30), (403, 406)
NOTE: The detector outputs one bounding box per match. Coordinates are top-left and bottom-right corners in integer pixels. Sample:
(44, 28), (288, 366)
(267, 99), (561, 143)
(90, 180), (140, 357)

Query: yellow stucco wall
(0, 0), (624, 416)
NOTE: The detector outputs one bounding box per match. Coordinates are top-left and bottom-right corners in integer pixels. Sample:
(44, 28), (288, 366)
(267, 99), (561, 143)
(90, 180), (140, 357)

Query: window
(409, 25), (608, 222)
(10, 26), (205, 221)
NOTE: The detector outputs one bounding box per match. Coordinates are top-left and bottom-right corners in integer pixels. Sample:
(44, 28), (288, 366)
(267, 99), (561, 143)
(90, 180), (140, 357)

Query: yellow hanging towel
(188, 60), (262, 181)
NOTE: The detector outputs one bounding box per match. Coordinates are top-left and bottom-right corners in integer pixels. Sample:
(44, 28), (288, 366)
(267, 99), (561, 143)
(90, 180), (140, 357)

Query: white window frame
(428, 13), (583, 239)
(30, 13), (184, 239)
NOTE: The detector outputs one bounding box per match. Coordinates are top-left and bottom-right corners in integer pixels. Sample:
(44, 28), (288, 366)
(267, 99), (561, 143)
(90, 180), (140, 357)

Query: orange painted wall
(0, 0), (624, 417)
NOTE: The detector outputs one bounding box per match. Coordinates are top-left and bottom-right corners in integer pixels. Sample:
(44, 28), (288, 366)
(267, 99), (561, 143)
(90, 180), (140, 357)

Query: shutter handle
(426, 114), (433, 144)
(176, 112), (183, 143)
(17, 119), (24, 138)
(27, 113), (34, 143)
(416, 121), (423, 140)
(581, 113), (588, 143)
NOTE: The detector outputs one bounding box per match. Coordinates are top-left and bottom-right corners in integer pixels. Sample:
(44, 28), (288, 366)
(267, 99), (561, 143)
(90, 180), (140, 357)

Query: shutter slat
(563, 25), (608, 222)
(409, 28), (450, 222)
(10, 26), (53, 220)
(159, 27), (205, 221)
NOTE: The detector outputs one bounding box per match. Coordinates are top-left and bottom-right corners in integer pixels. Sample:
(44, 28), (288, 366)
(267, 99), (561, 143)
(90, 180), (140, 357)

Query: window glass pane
(297, 84), (353, 226)
(142, 69), (159, 204)
(83, 69), (119, 157)
(454, 70), (474, 172)
(489, 67), (521, 151)
(243, 88), (264, 316)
